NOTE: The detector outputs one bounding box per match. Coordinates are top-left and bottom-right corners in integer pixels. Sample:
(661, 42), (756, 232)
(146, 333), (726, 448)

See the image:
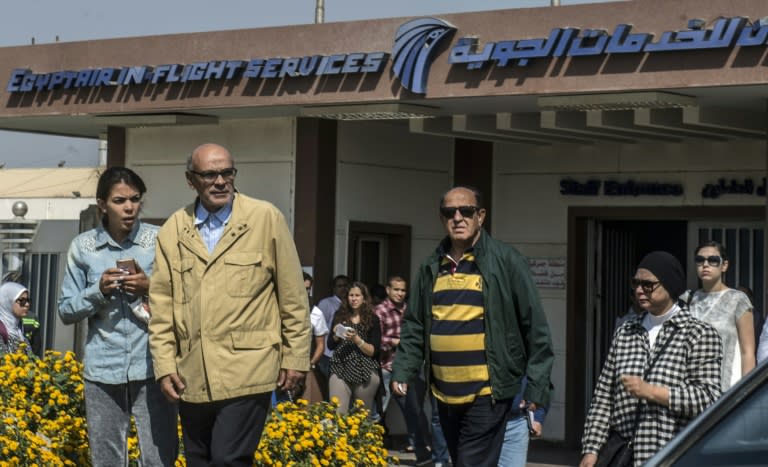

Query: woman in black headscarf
(580, 251), (723, 467)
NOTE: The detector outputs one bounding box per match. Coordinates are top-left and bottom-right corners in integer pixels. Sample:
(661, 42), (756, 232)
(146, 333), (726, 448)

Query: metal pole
(551, 0), (561, 5)
(315, 0), (325, 24)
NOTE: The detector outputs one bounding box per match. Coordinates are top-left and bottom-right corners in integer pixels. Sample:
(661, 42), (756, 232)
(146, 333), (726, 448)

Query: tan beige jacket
(149, 194), (310, 402)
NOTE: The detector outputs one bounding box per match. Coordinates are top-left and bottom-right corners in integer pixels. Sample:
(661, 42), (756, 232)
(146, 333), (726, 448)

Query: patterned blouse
(581, 307), (722, 466)
(328, 315), (381, 385)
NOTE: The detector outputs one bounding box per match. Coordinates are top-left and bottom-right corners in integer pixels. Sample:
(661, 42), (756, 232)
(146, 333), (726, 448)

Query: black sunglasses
(15, 297), (31, 306)
(630, 278), (661, 294)
(694, 255), (722, 267)
(440, 205), (479, 218)
(188, 168), (238, 183)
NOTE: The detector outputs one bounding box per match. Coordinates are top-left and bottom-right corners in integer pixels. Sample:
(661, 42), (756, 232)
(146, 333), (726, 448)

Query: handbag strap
(628, 325), (680, 437)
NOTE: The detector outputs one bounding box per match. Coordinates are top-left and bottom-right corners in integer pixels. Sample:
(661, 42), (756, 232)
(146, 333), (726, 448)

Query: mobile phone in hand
(526, 408), (536, 435)
(335, 324), (352, 338)
(116, 258), (137, 274)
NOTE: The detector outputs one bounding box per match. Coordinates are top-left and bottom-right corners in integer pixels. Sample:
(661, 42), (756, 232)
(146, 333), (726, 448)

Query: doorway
(590, 219), (687, 387)
(347, 221), (412, 288)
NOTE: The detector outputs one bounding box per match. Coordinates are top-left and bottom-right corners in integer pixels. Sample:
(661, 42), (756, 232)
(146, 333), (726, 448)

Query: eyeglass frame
(694, 255), (723, 267)
(439, 205), (480, 219)
(15, 297), (31, 307)
(187, 167), (238, 183)
(630, 278), (662, 295)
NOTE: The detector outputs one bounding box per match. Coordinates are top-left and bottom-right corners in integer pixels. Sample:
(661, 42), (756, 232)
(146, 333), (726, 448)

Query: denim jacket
(58, 221), (159, 384)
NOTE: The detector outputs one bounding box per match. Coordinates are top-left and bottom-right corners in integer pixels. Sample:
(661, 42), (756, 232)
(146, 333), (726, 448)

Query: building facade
(1, 0), (766, 445)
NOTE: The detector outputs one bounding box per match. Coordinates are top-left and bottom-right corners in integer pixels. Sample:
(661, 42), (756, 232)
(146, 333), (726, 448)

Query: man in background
(375, 275), (432, 466)
(314, 274), (350, 388)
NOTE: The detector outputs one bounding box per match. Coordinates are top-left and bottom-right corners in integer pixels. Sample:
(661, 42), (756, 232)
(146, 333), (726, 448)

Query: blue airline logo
(391, 18), (456, 94)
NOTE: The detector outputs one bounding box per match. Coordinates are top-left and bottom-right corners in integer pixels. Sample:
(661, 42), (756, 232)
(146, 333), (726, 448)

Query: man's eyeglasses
(630, 278), (661, 294)
(188, 168), (238, 183)
(694, 255), (723, 267)
(15, 298), (31, 307)
(439, 205), (479, 218)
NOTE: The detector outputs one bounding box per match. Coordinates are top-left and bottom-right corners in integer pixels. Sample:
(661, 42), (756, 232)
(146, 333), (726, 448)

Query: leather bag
(596, 327), (680, 467)
(596, 430), (633, 467)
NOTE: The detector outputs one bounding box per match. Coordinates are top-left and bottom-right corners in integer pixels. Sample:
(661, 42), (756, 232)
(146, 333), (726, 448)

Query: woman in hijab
(0, 282), (33, 355)
(580, 251), (723, 467)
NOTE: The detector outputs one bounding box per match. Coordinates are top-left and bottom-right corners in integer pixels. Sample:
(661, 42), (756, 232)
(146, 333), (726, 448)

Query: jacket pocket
(224, 252), (271, 297)
(229, 330), (281, 351)
(172, 258), (195, 304)
(222, 330), (282, 391)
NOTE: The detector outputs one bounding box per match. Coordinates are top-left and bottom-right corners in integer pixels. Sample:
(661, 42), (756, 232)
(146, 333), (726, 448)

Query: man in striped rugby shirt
(392, 186), (554, 467)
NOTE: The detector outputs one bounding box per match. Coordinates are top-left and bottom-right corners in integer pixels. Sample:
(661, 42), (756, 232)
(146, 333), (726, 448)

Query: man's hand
(519, 399), (539, 412)
(159, 373), (185, 402)
(391, 380), (408, 396)
(531, 421), (543, 438)
(579, 453), (597, 467)
(277, 369), (306, 392)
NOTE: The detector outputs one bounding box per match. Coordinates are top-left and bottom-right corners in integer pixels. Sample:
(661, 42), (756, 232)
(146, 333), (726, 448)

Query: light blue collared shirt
(194, 200), (233, 253)
(58, 221), (159, 384)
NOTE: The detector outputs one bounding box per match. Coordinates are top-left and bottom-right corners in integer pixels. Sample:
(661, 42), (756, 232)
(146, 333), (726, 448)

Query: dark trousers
(316, 354), (331, 400)
(437, 395), (511, 467)
(179, 392), (271, 467)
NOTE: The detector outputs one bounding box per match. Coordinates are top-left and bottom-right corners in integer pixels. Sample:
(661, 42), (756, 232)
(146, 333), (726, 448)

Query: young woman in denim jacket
(58, 167), (177, 466)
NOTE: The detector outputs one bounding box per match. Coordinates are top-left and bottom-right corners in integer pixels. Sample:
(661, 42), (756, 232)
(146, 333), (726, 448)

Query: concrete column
(106, 126), (126, 168)
(295, 117), (338, 302)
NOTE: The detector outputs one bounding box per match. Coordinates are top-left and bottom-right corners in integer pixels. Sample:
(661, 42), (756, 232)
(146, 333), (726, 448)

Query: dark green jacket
(392, 229), (554, 406)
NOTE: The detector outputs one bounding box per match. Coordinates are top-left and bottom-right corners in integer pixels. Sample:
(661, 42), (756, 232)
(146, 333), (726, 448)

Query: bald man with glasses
(149, 143), (310, 466)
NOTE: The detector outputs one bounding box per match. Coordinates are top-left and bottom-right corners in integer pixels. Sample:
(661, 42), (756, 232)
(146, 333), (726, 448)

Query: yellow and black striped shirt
(430, 251), (490, 404)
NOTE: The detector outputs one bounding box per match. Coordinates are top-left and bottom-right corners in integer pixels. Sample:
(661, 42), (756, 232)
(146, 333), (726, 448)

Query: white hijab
(0, 282), (28, 343)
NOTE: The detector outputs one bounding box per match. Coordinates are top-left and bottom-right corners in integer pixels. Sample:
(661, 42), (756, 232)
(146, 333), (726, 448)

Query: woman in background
(58, 167), (177, 467)
(327, 281), (382, 417)
(689, 241), (755, 391)
(0, 282), (33, 355)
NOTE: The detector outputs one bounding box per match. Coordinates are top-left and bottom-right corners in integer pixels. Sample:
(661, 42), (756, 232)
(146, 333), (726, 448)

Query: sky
(0, 0), (616, 167)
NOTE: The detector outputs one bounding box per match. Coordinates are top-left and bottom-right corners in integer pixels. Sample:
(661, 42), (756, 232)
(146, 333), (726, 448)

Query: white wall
(0, 198), (95, 220)
(335, 120), (454, 279)
(493, 137), (767, 441)
(125, 118), (297, 225)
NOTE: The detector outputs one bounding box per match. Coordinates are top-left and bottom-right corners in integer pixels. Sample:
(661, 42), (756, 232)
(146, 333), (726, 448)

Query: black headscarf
(637, 251), (685, 301)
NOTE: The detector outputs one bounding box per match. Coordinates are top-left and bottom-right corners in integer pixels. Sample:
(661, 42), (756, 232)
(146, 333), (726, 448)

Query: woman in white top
(689, 241), (755, 391)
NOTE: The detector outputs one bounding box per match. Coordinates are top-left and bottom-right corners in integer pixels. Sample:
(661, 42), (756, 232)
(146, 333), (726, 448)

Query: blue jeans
(84, 379), (178, 467)
(430, 394), (450, 464)
(498, 415), (529, 467)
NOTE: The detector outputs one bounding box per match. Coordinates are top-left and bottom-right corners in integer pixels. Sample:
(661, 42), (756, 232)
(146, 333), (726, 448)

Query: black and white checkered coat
(581, 307), (722, 466)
